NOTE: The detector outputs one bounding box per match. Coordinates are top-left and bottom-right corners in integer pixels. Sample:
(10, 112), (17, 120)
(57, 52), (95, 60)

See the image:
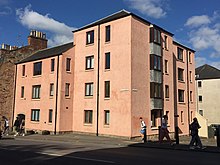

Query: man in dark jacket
(189, 117), (205, 149)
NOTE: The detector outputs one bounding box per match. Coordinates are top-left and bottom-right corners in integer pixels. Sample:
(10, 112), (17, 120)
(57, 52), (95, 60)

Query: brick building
(0, 30), (47, 126)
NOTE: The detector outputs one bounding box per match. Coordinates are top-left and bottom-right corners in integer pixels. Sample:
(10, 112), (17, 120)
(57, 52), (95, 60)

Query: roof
(73, 10), (174, 36)
(17, 42), (73, 64)
(173, 41), (195, 53)
(195, 64), (220, 80)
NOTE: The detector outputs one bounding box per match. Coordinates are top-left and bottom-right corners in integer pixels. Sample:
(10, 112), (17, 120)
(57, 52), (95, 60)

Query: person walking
(159, 115), (173, 145)
(13, 117), (20, 136)
(2, 116), (9, 136)
(139, 117), (146, 142)
(19, 119), (25, 136)
(189, 117), (205, 149)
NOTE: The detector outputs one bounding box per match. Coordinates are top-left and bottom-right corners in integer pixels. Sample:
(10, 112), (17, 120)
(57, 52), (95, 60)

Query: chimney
(28, 30), (48, 50)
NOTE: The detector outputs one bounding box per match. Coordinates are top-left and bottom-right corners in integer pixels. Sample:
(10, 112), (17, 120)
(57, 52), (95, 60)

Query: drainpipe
(96, 25), (101, 136)
(54, 55), (60, 135)
(12, 64), (18, 126)
(186, 50), (190, 133)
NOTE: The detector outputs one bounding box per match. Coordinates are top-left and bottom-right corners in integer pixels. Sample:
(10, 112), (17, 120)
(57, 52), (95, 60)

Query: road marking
(65, 155), (116, 164)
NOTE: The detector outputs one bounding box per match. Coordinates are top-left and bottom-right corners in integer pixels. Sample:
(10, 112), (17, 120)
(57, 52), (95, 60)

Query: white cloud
(185, 15), (211, 27)
(186, 12), (220, 60)
(16, 5), (77, 47)
(125, 0), (166, 19)
(195, 57), (207, 68)
(0, 6), (12, 16)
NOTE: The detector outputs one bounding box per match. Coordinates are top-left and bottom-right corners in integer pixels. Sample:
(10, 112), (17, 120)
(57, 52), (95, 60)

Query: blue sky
(1, 0), (220, 69)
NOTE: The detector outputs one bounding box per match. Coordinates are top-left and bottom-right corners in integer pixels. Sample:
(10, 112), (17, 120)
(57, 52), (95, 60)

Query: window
(164, 35), (168, 49)
(199, 95), (202, 102)
(150, 27), (161, 44)
(151, 110), (160, 127)
(178, 89), (184, 102)
(178, 68), (184, 81)
(105, 52), (110, 69)
(86, 56), (94, 70)
(66, 58), (71, 72)
(150, 82), (162, 98)
(49, 109), (53, 123)
(165, 85), (169, 98)
(22, 65), (25, 76)
(189, 71), (192, 82)
(86, 30), (94, 45)
(105, 25), (111, 42)
(181, 111), (184, 123)
(51, 59), (55, 72)
(189, 52), (192, 63)
(165, 60), (168, 73)
(150, 54), (161, 71)
(198, 81), (202, 87)
(50, 83), (54, 96)
(104, 110), (110, 125)
(33, 62), (42, 76)
(104, 81), (110, 98)
(32, 85), (41, 99)
(177, 47), (183, 61)
(199, 110), (203, 116)
(31, 109), (40, 121)
(84, 110), (93, 124)
(65, 83), (70, 97)
(85, 83), (93, 96)
(190, 91), (193, 102)
(21, 86), (24, 98)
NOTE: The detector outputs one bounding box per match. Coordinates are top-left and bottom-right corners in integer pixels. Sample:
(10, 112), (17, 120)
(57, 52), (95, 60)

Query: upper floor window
(150, 27), (161, 44)
(105, 52), (110, 69)
(178, 68), (184, 81)
(104, 81), (110, 98)
(190, 91), (193, 102)
(198, 81), (202, 87)
(199, 95), (202, 102)
(85, 82), (93, 96)
(32, 85), (41, 99)
(178, 89), (184, 102)
(164, 35), (168, 50)
(21, 86), (24, 98)
(86, 30), (94, 45)
(105, 25), (111, 42)
(150, 54), (161, 71)
(165, 60), (168, 73)
(33, 62), (42, 76)
(49, 83), (54, 97)
(22, 65), (25, 76)
(189, 71), (192, 82)
(188, 52), (192, 63)
(177, 47), (183, 61)
(165, 85), (169, 98)
(65, 83), (70, 97)
(51, 59), (55, 72)
(150, 82), (162, 98)
(66, 58), (71, 72)
(86, 56), (94, 70)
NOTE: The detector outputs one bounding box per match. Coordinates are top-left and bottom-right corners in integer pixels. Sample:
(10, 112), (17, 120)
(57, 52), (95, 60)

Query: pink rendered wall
(73, 16), (133, 137)
(130, 17), (151, 137)
(14, 57), (59, 132)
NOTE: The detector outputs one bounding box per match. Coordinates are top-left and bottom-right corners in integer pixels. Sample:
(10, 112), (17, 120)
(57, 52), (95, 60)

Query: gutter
(12, 64), (18, 126)
(54, 55), (60, 134)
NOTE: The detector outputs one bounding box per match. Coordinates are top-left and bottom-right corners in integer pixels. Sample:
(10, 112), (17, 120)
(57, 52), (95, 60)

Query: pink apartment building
(14, 10), (196, 138)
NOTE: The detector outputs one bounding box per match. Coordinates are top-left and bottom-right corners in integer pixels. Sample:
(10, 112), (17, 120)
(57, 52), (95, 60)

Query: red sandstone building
(14, 10), (196, 138)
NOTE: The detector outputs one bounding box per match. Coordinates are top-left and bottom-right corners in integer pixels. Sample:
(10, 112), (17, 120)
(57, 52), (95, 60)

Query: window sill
(104, 124), (110, 128)
(66, 71), (71, 74)
(105, 41), (110, 44)
(165, 72), (169, 75)
(177, 59), (184, 63)
(20, 98), (26, 100)
(165, 98), (169, 101)
(31, 99), (40, 101)
(151, 127), (159, 130)
(85, 96), (93, 99)
(178, 80), (185, 83)
(178, 102), (186, 105)
(86, 43), (94, 47)
(33, 75), (42, 78)
(105, 69), (110, 72)
(30, 121), (39, 123)
(65, 96), (71, 99)
(84, 123), (92, 126)
(104, 98), (110, 100)
(49, 96), (54, 99)
(85, 69), (94, 72)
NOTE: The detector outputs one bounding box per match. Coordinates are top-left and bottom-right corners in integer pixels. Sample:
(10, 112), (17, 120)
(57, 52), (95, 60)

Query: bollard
(158, 126), (161, 141)
(175, 126), (179, 144)
(215, 126), (220, 147)
(143, 127), (147, 143)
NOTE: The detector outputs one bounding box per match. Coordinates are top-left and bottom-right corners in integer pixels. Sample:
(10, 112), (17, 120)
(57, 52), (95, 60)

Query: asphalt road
(0, 138), (220, 165)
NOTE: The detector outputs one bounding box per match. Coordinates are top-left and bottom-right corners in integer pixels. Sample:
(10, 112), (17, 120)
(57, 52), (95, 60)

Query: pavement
(1, 133), (220, 153)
